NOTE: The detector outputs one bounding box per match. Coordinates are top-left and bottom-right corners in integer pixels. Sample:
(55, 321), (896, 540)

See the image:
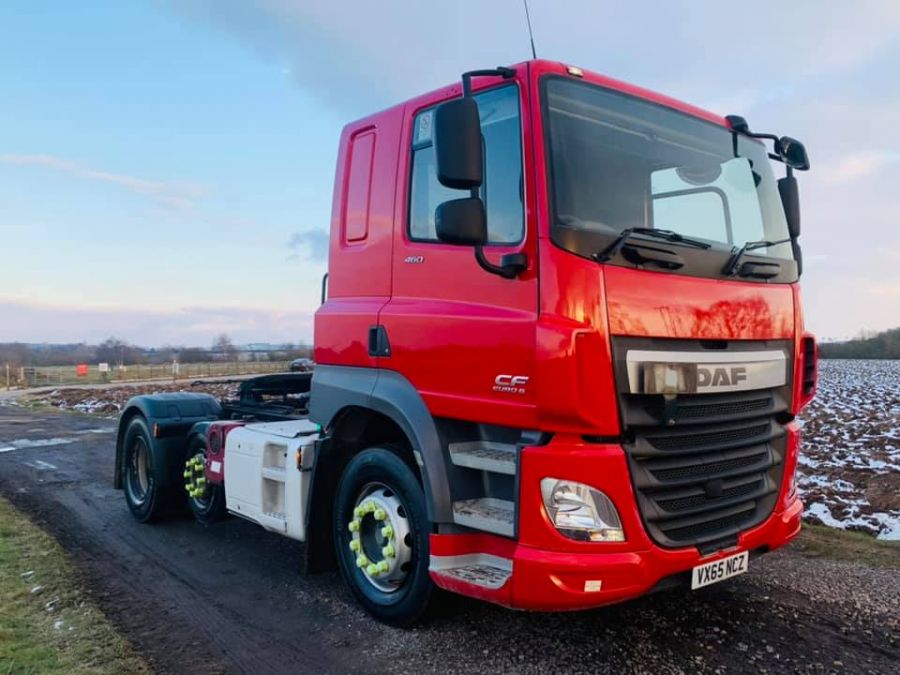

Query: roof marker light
(566, 66), (584, 78)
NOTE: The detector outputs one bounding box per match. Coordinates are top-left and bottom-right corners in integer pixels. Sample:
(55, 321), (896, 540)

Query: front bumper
(505, 494), (801, 610)
(431, 430), (802, 611)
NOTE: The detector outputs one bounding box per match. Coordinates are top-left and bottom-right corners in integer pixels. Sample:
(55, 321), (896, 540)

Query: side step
(430, 554), (512, 590)
(452, 498), (515, 537)
(448, 441), (517, 475)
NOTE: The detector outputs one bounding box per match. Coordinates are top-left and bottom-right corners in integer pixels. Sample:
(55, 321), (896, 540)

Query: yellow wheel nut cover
(364, 501), (376, 513)
(373, 508), (386, 521)
(354, 506), (366, 518)
(348, 520), (360, 532)
(366, 563), (378, 576)
(382, 545), (395, 558)
(356, 555), (368, 568)
(381, 525), (393, 540)
(349, 539), (360, 552)
(377, 560), (390, 573)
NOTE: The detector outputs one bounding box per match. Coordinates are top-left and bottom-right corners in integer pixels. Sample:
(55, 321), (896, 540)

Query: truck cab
(312, 59), (814, 620)
(116, 59), (816, 627)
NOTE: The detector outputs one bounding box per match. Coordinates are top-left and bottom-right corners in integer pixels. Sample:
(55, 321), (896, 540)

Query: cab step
(430, 554), (512, 590)
(452, 498), (515, 537)
(448, 441), (517, 475)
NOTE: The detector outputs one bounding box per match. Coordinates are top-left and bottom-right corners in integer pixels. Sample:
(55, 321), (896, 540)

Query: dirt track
(0, 406), (897, 674)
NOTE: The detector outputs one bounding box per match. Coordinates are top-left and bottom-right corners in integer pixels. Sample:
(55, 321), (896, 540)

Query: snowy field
(798, 359), (900, 540)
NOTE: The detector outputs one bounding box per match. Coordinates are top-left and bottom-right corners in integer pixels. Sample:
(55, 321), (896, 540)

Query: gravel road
(0, 405), (897, 674)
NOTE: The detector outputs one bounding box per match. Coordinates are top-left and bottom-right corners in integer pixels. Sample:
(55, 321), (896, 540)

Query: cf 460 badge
(493, 374), (529, 395)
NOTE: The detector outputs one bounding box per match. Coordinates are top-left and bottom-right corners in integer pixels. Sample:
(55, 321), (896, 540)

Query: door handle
(368, 326), (391, 357)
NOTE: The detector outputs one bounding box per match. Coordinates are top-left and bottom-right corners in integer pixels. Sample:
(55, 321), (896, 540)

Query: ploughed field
(798, 359), (900, 540)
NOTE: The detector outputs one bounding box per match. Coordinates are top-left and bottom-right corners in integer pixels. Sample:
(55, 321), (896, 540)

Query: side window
(409, 85), (523, 244)
(344, 130), (376, 244)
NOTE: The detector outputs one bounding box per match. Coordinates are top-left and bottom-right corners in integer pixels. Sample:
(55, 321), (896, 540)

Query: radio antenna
(523, 0), (538, 59)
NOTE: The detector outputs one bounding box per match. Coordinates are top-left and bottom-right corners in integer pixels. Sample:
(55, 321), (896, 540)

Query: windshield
(543, 77), (793, 269)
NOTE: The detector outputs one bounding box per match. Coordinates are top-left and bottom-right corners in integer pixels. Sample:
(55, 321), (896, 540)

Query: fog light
(540, 478), (625, 542)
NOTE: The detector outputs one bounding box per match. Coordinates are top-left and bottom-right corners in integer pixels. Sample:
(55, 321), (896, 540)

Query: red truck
(114, 59), (817, 626)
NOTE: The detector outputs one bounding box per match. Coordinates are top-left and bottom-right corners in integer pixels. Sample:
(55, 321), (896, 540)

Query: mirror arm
(461, 67), (516, 96)
(474, 246), (527, 279)
(455, 65), (518, 279)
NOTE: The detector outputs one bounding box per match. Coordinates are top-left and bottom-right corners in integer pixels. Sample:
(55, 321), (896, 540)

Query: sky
(1, 0), (898, 346)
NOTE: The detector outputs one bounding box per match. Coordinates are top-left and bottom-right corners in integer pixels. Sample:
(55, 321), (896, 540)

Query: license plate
(691, 551), (749, 590)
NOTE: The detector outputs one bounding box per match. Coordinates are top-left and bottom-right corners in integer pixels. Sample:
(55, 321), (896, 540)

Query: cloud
(287, 229), (329, 261)
(157, 0), (528, 113)
(819, 150), (900, 184)
(868, 283), (900, 297)
(0, 154), (208, 209)
(0, 298), (313, 345)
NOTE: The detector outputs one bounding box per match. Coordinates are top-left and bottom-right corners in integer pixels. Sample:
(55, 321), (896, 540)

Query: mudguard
(114, 393), (222, 490)
(309, 365), (451, 523)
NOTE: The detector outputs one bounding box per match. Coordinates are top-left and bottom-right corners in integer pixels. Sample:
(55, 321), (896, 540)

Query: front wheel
(333, 446), (435, 626)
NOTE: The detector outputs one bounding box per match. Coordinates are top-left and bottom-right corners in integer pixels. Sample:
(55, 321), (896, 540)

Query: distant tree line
(0, 334), (312, 370)
(818, 327), (900, 359)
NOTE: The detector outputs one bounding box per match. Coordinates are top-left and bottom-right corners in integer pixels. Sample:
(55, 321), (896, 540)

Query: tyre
(122, 416), (179, 523)
(333, 446), (435, 626)
(184, 434), (227, 525)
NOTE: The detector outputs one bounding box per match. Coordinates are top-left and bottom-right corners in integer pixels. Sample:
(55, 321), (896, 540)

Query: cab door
(378, 81), (539, 429)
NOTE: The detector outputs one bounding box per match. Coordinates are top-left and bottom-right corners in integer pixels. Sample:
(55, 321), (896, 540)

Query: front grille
(650, 451), (769, 483)
(656, 479), (762, 512)
(662, 507), (757, 543)
(676, 397), (771, 420)
(612, 338), (792, 551)
(649, 423), (769, 451)
(623, 398), (786, 548)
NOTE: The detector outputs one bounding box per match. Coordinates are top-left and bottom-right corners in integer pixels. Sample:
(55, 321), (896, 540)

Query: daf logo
(697, 366), (747, 387)
(493, 374), (529, 395)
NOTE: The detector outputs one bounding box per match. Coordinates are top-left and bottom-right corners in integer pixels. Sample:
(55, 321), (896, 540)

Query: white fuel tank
(223, 419), (320, 541)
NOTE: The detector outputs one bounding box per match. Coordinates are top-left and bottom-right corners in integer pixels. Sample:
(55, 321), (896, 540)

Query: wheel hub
(183, 453), (209, 501)
(347, 485), (412, 593)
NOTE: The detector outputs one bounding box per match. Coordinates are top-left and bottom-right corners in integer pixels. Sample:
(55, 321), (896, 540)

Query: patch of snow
(25, 459), (58, 470)
(1, 437), (75, 451)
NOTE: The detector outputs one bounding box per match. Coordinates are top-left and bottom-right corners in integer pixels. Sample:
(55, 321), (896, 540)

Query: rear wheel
(122, 416), (178, 522)
(184, 435), (227, 525)
(333, 446), (435, 626)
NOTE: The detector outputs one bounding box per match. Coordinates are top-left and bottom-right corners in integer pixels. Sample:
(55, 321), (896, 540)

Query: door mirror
(433, 97), (483, 189)
(778, 175), (800, 238)
(435, 197), (486, 245)
(778, 136), (810, 171)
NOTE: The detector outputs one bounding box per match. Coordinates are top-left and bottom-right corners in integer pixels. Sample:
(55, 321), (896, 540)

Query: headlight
(540, 478), (625, 542)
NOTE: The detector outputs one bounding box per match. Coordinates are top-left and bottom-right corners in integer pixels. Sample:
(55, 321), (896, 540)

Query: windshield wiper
(723, 237), (792, 276)
(593, 227), (711, 263)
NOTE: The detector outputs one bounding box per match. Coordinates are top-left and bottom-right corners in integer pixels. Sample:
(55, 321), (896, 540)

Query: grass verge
(0, 497), (150, 674)
(795, 522), (900, 569)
